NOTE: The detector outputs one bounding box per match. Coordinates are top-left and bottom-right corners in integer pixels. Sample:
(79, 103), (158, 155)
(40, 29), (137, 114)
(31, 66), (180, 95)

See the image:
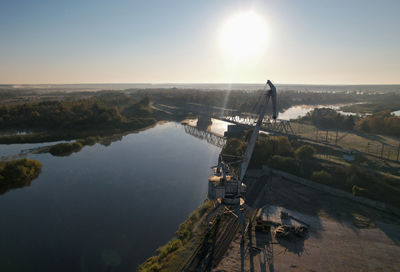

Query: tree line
(0, 94), (154, 131)
(302, 108), (400, 137)
(130, 88), (366, 114)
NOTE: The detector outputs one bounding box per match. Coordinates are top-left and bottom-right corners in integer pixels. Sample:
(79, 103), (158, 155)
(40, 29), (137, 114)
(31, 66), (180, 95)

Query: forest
(0, 94), (154, 131)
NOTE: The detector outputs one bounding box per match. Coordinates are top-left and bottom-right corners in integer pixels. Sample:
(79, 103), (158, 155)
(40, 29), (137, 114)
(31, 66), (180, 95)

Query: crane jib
(239, 81), (277, 181)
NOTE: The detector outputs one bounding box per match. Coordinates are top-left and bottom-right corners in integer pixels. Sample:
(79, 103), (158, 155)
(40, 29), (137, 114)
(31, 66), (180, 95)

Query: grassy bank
(138, 201), (213, 272)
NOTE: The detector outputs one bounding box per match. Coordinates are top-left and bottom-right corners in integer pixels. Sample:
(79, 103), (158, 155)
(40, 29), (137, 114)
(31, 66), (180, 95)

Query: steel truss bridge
(183, 124), (226, 148)
(154, 102), (296, 139)
(181, 103), (296, 136)
(218, 115), (295, 136)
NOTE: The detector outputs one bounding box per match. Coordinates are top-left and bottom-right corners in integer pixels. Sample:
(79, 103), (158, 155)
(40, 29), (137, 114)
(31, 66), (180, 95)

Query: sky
(0, 0), (399, 84)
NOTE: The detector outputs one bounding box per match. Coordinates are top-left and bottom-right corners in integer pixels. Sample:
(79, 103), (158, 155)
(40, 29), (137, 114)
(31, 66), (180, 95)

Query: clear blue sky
(0, 0), (399, 84)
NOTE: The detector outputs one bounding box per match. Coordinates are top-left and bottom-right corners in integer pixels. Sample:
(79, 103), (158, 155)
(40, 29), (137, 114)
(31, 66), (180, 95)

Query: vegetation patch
(0, 158), (42, 195)
(49, 142), (83, 156)
(302, 108), (356, 130)
(340, 99), (400, 114)
(311, 170), (333, 185)
(295, 145), (316, 160)
(0, 95), (160, 144)
(356, 110), (400, 137)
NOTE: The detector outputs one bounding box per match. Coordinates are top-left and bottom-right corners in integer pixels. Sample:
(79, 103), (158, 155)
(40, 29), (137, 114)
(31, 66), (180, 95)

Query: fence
(365, 142), (400, 162)
(313, 128), (400, 162)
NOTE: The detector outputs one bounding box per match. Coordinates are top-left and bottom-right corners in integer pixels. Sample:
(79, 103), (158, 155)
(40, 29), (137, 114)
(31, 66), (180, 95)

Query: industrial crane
(206, 80), (277, 233)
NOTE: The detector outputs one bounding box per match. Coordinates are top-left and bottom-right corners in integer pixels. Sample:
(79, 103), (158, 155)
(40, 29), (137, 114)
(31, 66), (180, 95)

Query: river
(278, 104), (358, 120)
(0, 122), (220, 271)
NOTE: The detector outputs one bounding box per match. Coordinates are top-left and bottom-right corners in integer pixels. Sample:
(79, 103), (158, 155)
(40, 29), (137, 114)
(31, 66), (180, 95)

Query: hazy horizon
(2, 82), (400, 93)
(2, 82), (400, 86)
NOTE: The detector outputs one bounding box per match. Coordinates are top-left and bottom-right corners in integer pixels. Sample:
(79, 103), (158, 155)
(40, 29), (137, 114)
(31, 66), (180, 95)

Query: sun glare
(220, 12), (268, 59)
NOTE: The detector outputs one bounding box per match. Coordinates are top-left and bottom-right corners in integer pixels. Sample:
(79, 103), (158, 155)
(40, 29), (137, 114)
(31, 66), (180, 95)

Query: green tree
(295, 145), (316, 160)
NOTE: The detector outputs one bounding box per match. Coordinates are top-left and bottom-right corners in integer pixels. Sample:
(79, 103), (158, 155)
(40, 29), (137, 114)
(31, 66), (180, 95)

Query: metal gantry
(206, 80), (278, 238)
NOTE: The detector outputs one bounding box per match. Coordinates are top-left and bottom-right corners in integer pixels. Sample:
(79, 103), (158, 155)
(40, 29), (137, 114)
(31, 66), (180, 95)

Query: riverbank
(138, 201), (214, 272)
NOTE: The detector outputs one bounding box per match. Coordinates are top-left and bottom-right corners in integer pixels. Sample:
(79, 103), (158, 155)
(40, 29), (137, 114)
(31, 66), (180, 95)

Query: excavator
(206, 80), (277, 234)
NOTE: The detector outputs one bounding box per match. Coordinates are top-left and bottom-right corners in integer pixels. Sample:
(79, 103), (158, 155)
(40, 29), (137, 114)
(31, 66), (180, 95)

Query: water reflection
(0, 176), (35, 195)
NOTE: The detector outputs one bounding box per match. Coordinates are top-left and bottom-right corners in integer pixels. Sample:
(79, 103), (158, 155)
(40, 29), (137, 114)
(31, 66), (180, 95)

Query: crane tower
(206, 80), (277, 233)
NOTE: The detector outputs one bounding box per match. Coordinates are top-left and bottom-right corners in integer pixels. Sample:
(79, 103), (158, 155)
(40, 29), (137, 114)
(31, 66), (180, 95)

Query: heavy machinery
(206, 80), (277, 233)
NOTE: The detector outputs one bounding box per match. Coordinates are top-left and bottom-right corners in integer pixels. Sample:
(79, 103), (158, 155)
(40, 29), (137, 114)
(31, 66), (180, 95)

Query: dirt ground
(213, 171), (400, 272)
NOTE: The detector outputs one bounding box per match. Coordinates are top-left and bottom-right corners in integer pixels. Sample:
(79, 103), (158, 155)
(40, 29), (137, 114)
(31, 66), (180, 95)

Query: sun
(220, 12), (268, 59)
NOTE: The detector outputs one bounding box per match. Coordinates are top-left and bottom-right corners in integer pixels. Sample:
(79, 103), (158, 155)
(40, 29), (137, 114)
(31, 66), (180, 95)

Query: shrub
(197, 200), (213, 216)
(176, 220), (194, 241)
(311, 170), (333, 185)
(346, 165), (375, 188)
(267, 155), (299, 175)
(222, 138), (246, 158)
(49, 142), (83, 156)
(251, 136), (294, 167)
(275, 136), (294, 156)
(0, 159), (42, 194)
(352, 185), (368, 197)
(188, 210), (199, 222)
(356, 110), (400, 137)
(295, 145), (316, 160)
(138, 256), (162, 272)
(156, 239), (182, 259)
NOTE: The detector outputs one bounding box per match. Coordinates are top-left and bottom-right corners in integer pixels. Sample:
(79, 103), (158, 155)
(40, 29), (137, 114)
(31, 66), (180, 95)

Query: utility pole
(335, 127), (339, 145)
(397, 144), (400, 162)
(381, 143), (384, 159)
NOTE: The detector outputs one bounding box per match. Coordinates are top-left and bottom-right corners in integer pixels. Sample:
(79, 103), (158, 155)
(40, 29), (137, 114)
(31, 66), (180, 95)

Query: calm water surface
(0, 122), (220, 272)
